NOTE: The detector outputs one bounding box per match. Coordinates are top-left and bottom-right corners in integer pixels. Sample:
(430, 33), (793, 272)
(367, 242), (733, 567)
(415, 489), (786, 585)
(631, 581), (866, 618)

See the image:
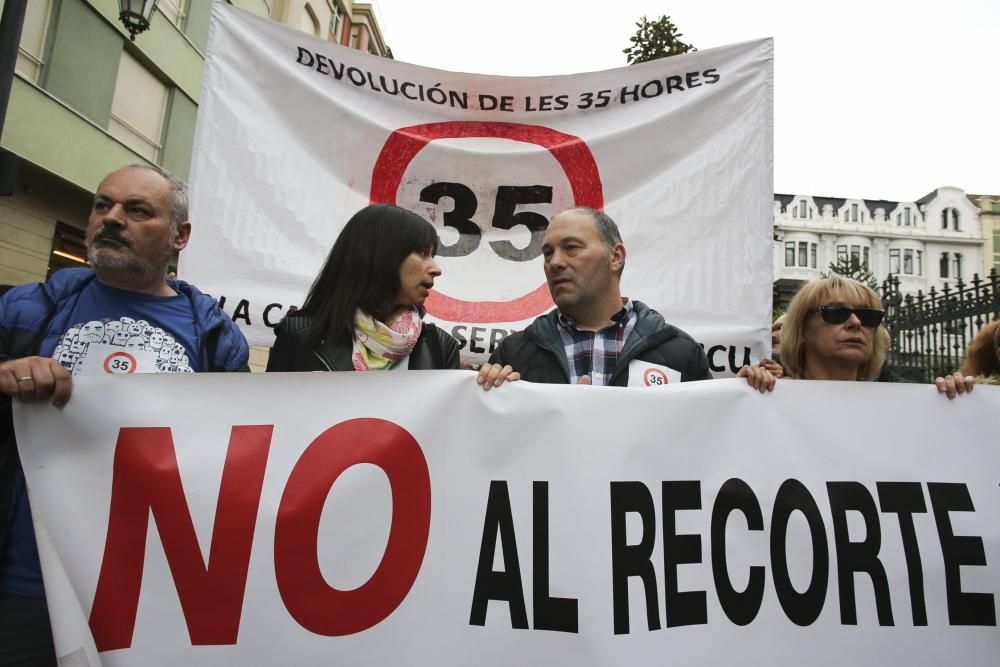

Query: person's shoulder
(43, 268), (96, 301)
(631, 300), (667, 328)
(0, 280), (46, 310)
(507, 312), (559, 348)
(423, 321), (456, 343)
(522, 308), (560, 338)
(627, 301), (709, 380)
(173, 279), (238, 330)
(172, 279), (249, 369)
(487, 328), (530, 365)
(421, 321), (458, 352)
(631, 301), (694, 344)
(274, 310), (313, 336)
(1, 269), (93, 322)
(421, 322), (461, 368)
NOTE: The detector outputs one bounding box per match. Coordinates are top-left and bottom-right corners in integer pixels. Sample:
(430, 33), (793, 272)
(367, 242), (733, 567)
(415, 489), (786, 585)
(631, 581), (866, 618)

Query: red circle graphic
(103, 351), (138, 374)
(370, 121), (603, 322)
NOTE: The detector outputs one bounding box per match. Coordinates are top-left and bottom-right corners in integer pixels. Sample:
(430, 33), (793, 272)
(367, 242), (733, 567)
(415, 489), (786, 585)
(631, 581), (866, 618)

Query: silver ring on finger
(16, 376), (34, 383)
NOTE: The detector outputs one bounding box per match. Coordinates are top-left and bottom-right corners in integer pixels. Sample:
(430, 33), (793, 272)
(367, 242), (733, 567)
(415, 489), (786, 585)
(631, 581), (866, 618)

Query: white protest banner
(183, 5), (773, 371)
(14, 374), (1000, 666)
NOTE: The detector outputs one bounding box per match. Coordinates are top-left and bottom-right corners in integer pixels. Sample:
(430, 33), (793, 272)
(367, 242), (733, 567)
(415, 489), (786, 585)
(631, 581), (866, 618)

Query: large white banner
(184, 5), (773, 370)
(14, 374), (1000, 666)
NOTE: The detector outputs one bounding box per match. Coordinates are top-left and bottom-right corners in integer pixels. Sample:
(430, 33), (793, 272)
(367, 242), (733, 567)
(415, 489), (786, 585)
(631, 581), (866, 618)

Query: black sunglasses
(810, 305), (884, 328)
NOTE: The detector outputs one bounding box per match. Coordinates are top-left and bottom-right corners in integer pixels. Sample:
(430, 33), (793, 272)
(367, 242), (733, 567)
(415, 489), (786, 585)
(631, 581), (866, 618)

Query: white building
(773, 187), (985, 305)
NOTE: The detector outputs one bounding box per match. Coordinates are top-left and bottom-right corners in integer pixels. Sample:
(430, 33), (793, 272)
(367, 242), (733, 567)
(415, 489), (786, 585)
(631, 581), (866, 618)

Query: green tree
(824, 256), (880, 291)
(624, 15), (697, 65)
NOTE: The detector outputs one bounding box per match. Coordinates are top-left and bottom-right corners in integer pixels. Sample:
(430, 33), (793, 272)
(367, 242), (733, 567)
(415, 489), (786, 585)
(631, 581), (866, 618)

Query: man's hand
(0, 357), (73, 408)
(476, 363), (522, 391)
(737, 364), (776, 393)
(934, 372), (975, 400)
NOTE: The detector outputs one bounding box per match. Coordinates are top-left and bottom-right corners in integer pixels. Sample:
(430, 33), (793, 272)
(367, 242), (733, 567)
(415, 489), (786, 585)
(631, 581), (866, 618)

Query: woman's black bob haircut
(299, 204), (439, 349)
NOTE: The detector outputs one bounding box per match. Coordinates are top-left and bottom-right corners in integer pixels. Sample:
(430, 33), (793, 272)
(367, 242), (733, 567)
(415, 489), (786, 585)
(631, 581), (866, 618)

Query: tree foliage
(624, 15), (696, 65)
(824, 256), (880, 291)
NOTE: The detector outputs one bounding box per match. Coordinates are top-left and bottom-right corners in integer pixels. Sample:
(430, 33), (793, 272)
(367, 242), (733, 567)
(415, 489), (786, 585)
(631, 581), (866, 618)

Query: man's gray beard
(87, 242), (172, 288)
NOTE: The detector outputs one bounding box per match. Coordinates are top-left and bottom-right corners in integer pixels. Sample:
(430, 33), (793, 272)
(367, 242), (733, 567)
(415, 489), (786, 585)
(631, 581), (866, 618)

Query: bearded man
(0, 165), (247, 663)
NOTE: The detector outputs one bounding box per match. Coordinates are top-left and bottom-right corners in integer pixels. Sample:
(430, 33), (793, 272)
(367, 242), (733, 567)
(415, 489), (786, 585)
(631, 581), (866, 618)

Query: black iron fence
(881, 268), (1000, 383)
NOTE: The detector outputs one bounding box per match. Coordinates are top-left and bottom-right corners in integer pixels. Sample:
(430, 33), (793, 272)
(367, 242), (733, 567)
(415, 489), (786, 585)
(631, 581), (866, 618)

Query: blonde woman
(780, 276), (972, 397)
(780, 276), (889, 381)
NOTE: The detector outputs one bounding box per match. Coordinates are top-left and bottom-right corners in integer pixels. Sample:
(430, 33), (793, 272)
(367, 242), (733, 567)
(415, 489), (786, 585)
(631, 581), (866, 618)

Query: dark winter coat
(488, 301), (712, 385)
(266, 311), (460, 372)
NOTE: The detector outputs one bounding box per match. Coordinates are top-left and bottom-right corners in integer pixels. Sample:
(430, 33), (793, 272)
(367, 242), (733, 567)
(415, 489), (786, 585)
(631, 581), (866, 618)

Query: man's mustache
(91, 228), (133, 248)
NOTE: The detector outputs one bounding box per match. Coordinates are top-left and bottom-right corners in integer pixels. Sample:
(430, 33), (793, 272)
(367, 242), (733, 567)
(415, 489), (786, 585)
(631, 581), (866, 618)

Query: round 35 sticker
(643, 367), (669, 387)
(103, 351), (138, 375)
(371, 121), (604, 323)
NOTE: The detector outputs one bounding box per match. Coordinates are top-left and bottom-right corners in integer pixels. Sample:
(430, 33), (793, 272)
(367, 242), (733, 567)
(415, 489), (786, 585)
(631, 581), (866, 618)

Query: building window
(916, 250), (923, 276)
(850, 245), (860, 266)
(785, 242), (795, 267)
(940, 252), (949, 278)
(47, 222), (88, 278)
(7, 0), (52, 83)
(810, 243), (817, 268)
(107, 50), (169, 161)
(903, 249), (913, 275)
(952, 253), (962, 279)
(330, 2), (344, 42)
(851, 203), (858, 222)
(863, 247), (870, 269)
(798, 241), (808, 267)
(837, 245), (847, 263)
(904, 208), (911, 226)
(889, 249), (900, 274)
(798, 200), (807, 219)
(158, 0), (187, 27)
(896, 212), (901, 226)
(941, 207), (960, 231)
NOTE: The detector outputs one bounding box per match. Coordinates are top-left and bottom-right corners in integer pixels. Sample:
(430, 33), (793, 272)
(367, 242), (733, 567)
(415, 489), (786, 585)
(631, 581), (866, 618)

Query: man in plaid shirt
(478, 208), (773, 391)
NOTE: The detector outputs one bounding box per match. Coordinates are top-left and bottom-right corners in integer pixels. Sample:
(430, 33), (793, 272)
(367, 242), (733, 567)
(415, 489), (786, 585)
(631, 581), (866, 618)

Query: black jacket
(266, 311), (460, 371)
(488, 301), (712, 385)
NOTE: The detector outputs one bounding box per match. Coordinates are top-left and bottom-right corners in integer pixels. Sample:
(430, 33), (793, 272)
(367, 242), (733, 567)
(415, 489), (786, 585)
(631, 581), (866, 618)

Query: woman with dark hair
(266, 204), (460, 371)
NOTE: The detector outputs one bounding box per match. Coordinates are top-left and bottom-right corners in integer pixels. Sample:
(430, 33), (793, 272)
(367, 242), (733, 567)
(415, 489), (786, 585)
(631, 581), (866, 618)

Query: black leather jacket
(266, 311), (460, 371)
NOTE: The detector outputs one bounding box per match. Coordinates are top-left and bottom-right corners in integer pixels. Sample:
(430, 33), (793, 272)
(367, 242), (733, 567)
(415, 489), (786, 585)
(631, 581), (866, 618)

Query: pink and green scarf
(351, 307), (423, 371)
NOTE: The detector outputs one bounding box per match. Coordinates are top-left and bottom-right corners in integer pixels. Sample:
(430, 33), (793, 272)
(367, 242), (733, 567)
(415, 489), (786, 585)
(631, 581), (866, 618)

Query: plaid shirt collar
(556, 299), (637, 386)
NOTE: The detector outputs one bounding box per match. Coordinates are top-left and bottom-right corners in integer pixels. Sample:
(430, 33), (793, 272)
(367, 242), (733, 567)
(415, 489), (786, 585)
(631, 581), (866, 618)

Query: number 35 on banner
(371, 121), (604, 324)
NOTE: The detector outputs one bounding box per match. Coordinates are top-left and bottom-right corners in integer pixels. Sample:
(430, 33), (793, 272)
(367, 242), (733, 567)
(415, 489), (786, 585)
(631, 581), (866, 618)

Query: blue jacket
(0, 268), (249, 556)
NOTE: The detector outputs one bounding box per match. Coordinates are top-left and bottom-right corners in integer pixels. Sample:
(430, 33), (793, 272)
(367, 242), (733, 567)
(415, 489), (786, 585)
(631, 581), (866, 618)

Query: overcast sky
(372, 0), (998, 203)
